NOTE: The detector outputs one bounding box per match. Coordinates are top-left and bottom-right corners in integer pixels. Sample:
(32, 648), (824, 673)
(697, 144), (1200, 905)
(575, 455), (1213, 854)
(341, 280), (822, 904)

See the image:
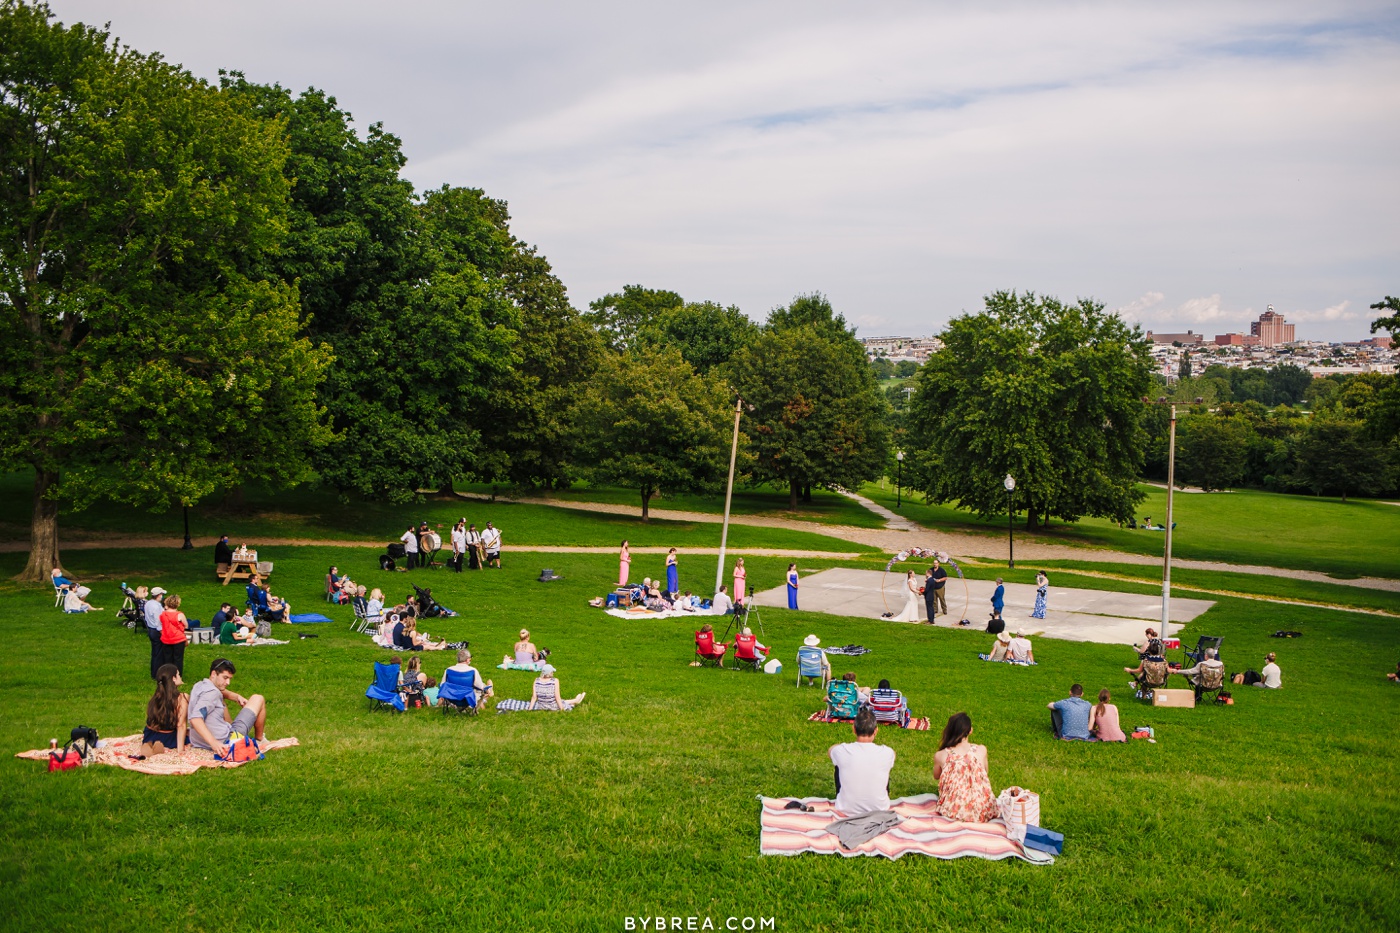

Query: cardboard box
(1153, 688), (1195, 708)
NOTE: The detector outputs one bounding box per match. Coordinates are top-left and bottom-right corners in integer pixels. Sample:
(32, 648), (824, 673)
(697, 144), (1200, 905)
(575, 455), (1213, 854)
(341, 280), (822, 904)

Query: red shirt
(159, 609), (187, 645)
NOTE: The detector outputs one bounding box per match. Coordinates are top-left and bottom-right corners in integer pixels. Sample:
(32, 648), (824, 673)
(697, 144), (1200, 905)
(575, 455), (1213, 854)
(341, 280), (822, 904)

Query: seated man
(1008, 631), (1035, 664)
(1177, 647), (1225, 690)
(867, 679), (911, 728)
(710, 585), (733, 615)
(245, 575), (269, 615)
(51, 567), (75, 593)
(1047, 683), (1093, 740)
(828, 709), (896, 817)
(732, 626), (769, 664)
(798, 634), (832, 686)
(442, 649), (494, 707)
(188, 658), (267, 750)
(1257, 652), (1282, 689)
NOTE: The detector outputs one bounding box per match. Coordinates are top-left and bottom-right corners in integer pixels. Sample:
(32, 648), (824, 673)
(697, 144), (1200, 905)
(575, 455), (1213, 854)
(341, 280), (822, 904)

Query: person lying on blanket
(187, 658), (267, 750)
(138, 663), (188, 759)
(530, 665), (585, 711)
(828, 709), (895, 817)
(442, 649), (494, 707)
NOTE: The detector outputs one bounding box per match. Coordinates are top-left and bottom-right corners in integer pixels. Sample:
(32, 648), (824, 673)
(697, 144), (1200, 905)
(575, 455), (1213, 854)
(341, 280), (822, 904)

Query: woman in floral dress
(1031, 571), (1049, 620)
(933, 712), (998, 822)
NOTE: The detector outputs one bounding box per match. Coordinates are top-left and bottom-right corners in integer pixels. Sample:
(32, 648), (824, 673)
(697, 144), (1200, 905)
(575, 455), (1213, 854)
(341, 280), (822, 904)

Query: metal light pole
(181, 505), (194, 551)
(715, 397), (746, 598)
(1161, 405), (1177, 633)
(896, 450), (904, 508)
(1004, 474), (1015, 568)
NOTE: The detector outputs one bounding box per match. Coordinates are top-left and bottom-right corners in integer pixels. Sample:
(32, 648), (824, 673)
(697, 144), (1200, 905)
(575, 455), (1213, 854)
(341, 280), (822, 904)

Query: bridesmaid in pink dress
(932, 713), (998, 822)
(1089, 689), (1127, 742)
(618, 540), (630, 587)
(733, 558), (747, 604)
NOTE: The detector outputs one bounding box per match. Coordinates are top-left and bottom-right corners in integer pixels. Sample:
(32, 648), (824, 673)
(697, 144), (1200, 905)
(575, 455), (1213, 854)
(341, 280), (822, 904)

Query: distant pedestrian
(619, 540), (630, 587)
(1031, 571), (1049, 620)
(665, 548), (679, 597)
(786, 564), (800, 610)
(989, 577), (1005, 632)
(733, 558), (747, 604)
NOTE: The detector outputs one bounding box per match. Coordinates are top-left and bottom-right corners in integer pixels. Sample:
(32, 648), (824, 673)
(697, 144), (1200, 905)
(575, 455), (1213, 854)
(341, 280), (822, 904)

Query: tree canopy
(905, 290), (1152, 527)
(0, 1), (331, 579)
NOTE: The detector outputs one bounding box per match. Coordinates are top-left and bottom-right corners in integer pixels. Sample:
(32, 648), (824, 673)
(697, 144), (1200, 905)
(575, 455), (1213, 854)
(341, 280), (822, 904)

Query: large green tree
(906, 290), (1152, 527)
(586, 285), (683, 352)
(569, 349), (736, 519)
(729, 295), (891, 509)
(647, 300), (757, 375)
(0, 2), (331, 580)
(1293, 418), (1396, 502)
(1176, 414), (1252, 492)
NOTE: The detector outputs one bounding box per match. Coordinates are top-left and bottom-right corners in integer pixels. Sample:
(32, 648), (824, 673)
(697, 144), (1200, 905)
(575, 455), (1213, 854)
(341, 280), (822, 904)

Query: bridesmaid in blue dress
(665, 548), (679, 596)
(786, 563), (799, 609)
(1031, 571), (1049, 619)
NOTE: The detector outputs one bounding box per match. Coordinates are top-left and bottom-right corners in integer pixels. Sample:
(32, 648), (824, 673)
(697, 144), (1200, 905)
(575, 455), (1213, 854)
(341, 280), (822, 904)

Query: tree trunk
(802, 484), (812, 503)
(1025, 501), (1038, 531)
(789, 480), (800, 511)
(435, 477), (456, 497)
(640, 488), (652, 521)
(19, 468), (60, 582)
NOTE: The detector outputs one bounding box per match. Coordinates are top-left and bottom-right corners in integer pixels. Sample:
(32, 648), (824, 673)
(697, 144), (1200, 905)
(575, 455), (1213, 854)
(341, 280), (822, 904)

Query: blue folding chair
(366, 662), (405, 712)
(438, 668), (479, 715)
(795, 646), (829, 688)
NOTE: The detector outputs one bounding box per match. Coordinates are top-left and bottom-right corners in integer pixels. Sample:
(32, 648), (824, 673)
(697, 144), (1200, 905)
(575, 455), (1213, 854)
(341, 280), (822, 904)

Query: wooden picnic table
(217, 558), (270, 585)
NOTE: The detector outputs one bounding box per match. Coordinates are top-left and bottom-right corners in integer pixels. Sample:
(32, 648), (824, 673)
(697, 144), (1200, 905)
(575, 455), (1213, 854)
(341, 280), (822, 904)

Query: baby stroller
(116, 583), (145, 631)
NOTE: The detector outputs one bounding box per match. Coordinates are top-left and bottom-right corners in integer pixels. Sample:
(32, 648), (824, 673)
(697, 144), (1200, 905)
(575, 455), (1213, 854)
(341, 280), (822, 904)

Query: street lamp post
(1004, 475), (1015, 568)
(1161, 405), (1177, 633)
(181, 505), (194, 551)
(896, 450), (904, 508)
(715, 397), (746, 598)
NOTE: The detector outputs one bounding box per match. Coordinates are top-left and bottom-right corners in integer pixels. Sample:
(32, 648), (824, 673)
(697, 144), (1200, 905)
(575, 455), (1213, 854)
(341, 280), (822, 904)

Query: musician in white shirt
(481, 522), (502, 568)
(450, 520), (467, 573)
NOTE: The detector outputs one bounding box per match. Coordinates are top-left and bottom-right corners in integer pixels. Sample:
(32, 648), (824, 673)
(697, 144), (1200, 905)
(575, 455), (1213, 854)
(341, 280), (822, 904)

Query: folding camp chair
(325, 575), (342, 604)
(366, 662), (406, 712)
(694, 631), (728, 668)
(731, 633), (767, 672)
(867, 688), (911, 728)
(1135, 659), (1170, 701)
(1185, 636), (1224, 667)
(795, 646), (829, 688)
(825, 679), (862, 720)
(1192, 664), (1226, 703)
(439, 668), (480, 715)
(52, 578), (68, 609)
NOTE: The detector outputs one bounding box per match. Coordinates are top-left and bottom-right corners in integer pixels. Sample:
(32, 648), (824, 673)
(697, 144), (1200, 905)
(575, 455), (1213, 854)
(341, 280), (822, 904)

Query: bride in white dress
(895, 569), (921, 622)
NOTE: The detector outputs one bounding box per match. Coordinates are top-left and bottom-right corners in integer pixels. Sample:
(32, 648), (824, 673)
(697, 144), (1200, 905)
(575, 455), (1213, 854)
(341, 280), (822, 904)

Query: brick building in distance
(1250, 307), (1295, 347)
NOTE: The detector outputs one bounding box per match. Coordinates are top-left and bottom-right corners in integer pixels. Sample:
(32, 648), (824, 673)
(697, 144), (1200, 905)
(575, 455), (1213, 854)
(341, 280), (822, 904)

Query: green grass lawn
(861, 482), (1400, 580)
(0, 472), (865, 555)
(2, 540), (1397, 931)
(453, 480), (887, 528)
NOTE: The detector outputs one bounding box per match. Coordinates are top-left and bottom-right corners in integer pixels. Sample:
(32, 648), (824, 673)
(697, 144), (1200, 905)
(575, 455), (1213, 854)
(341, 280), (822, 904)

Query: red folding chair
(731, 633), (768, 672)
(694, 631), (728, 668)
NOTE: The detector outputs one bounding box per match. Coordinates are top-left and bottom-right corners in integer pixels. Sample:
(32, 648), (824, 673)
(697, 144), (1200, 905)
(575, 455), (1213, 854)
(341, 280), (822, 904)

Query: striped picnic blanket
(807, 710), (930, 731)
(16, 733), (299, 776)
(758, 794), (1053, 863)
(495, 699), (572, 713)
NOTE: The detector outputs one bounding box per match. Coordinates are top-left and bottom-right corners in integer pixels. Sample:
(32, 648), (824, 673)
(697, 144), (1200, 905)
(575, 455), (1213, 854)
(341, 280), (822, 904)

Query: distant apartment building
(1146, 330), (1205, 346)
(859, 335), (943, 361)
(1250, 308), (1295, 347)
(1213, 332), (1261, 347)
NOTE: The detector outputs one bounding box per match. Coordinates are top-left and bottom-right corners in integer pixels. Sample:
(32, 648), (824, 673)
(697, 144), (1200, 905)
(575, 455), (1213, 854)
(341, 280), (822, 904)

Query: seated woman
(1136, 628), (1166, 661)
(840, 672), (872, 703)
(138, 663), (188, 758)
(63, 587), (101, 613)
(263, 594), (289, 624)
(530, 664), (585, 711)
(645, 584), (672, 611)
(514, 629), (543, 666)
(1089, 689), (1127, 742)
(867, 678), (911, 727)
(366, 588), (385, 626)
(218, 610), (257, 646)
(402, 617), (446, 651)
(983, 632), (1011, 662)
(402, 656), (428, 706)
(326, 566), (345, 603)
(932, 712), (998, 822)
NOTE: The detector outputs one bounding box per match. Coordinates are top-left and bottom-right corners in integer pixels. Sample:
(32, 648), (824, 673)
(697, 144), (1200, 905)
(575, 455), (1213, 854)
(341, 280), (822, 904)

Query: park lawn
(0, 472), (866, 555)
(452, 480), (887, 529)
(860, 482), (1400, 580)
(1, 545), (1397, 932)
(1032, 560), (1400, 617)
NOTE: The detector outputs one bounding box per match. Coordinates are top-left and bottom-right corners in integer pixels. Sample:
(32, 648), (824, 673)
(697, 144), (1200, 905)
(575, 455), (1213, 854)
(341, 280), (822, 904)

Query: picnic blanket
(498, 660), (546, 671)
(823, 645), (871, 656)
(978, 654), (1037, 666)
(235, 637), (289, 647)
(807, 710), (930, 730)
(758, 794), (1053, 863)
(495, 699), (572, 713)
(16, 733), (299, 776)
(605, 607), (705, 620)
(288, 613), (333, 624)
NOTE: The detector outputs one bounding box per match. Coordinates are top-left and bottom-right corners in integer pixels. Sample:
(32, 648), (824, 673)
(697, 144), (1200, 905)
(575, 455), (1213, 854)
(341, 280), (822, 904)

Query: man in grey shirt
(144, 587), (167, 680)
(188, 657), (267, 750)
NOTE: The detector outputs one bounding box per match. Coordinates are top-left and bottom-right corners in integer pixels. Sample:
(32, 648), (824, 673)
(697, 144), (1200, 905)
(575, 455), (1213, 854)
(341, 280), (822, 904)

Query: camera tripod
(722, 600), (765, 640)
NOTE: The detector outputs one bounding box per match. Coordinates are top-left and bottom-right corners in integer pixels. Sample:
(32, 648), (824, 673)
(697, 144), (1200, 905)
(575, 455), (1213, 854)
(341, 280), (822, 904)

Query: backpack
(215, 735), (264, 763)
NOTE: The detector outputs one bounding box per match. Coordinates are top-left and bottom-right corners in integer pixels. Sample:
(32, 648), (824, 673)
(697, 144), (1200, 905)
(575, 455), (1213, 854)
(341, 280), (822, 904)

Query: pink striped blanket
(807, 710), (931, 731)
(17, 733), (299, 776)
(758, 794), (1053, 863)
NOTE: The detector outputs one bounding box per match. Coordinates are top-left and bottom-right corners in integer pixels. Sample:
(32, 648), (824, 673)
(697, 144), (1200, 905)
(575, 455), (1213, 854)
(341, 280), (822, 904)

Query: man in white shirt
(481, 522), (502, 568)
(1257, 652), (1282, 689)
(1008, 632), (1035, 664)
(399, 526), (419, 570)
(450, 523), (467, 573)
(464, 524), (483, 570)
(711, 585), (733, 615)
(828, 709), (896, 817)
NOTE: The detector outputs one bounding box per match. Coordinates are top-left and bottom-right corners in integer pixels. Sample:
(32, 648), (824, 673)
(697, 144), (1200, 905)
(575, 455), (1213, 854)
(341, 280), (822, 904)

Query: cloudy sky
(52, 1), (1400, 341)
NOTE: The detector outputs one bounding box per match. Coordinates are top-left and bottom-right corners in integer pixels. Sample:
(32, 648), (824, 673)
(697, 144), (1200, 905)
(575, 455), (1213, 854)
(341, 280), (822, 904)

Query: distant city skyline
(47, 1), (1400, 343)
